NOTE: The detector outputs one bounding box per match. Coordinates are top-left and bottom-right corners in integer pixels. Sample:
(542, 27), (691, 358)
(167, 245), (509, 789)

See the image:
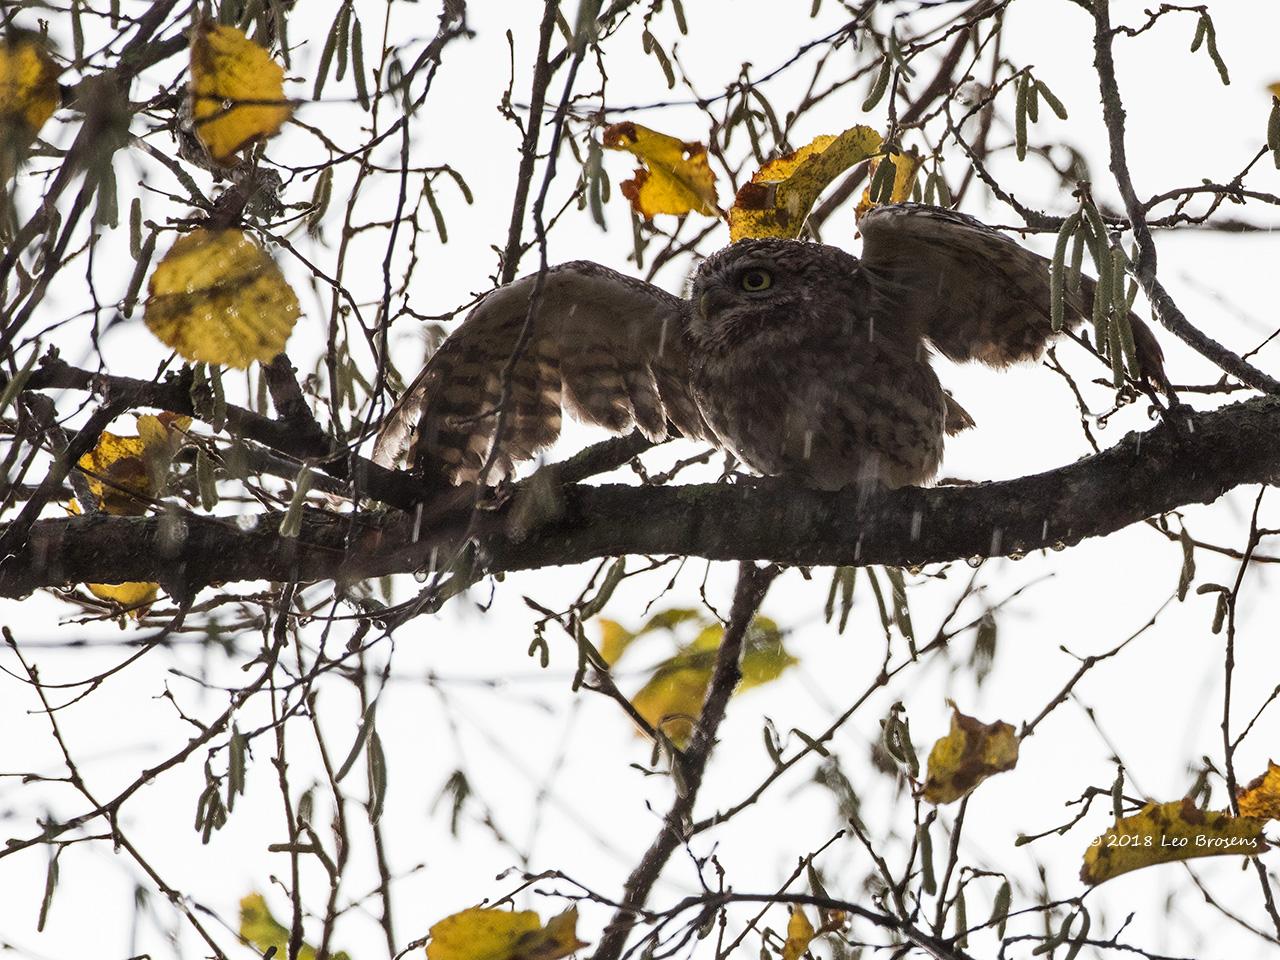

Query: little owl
(375, 203), (1166, 491)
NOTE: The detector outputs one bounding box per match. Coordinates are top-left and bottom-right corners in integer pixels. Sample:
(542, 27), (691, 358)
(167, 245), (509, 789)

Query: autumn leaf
(727, 125), (883, 241)
(78, 432), (150, 517)
(0, 30), (61, 179)
(86, 580), (160, 610)
(77, 412), (190, 514)
(630, 616), (797, 746)
(920, 707), (1019, 804)
(598, 619), (635, 666)
(1238, 761), (1280, 821)
(240, 892), (350, 960)
(426, 906), (587, 960)
(189, 22), (293, 164)
(781, 907), (816, 960)
(145, 228), (301, 368)
(854, 147), (924, 220)
(602, 122), (720, 219)
(1080, 798), (1268, 885)
(600, 607), (705, 667)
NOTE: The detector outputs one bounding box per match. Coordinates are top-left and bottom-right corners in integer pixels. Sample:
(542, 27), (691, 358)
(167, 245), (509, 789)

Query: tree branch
(20, 356), (426, 509)
(592, 562), (777, 960)
(1089, 0), (1280, 395)
(3, 395), (1279, 597)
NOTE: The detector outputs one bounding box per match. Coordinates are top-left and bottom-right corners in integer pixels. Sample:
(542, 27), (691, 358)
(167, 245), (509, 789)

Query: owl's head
(687, 239), (862, 347)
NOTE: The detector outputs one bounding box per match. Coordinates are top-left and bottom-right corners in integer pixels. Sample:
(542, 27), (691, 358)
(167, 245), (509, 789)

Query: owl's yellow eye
(739, 269), (772, 292)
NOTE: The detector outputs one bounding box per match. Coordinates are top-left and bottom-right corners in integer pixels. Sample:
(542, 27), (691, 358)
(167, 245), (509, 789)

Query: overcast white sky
(3, 3), (1280, 959)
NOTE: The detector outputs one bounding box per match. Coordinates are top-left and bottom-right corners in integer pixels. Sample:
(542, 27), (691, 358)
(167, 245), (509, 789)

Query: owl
(374, 204), (1166, 492)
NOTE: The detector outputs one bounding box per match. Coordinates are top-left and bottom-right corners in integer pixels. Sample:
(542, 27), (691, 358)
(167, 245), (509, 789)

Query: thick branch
(2, 395), (1279, 597)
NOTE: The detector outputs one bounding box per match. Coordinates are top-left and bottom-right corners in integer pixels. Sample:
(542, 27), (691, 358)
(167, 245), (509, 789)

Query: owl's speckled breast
(690, 329), (948, 491)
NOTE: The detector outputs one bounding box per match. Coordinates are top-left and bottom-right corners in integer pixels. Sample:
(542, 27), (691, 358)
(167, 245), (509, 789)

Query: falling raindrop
(910, 509), (923, 540)
(235, 513), (257, 531)
(413, 567), (429, 583)
(966, 555), (984, 568)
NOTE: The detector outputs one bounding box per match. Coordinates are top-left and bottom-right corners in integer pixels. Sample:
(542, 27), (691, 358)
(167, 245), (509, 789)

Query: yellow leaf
(78, 431), (151, 516)
(603, 122), (720, 219)
(76, 412), (191, 514)
(523, 909), (588, 960)
(737, 617), (796, 691)
(240, 892), (350, 960)
(630, 616), (796, 746)
(426, 906), (586, 960)
(781, 908), (816, 960)
(1080, 799), (1268, 885)
(1238, 761), (1280, 821)
(189, 22), (293, 164)
(0, 31), (60, 178)
(854, 147), (924, 220)
(87, 580), (159, 610)
(920, 707), (1019, 805)
(727, 126), (883, 241)
(631, 661), (708, 746)
(145, 228), (301, 368)
(598, 619), (636, 666)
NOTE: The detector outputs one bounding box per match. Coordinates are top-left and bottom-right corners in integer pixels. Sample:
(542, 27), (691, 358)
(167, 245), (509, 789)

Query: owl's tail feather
(1127, 313), (1170, 394)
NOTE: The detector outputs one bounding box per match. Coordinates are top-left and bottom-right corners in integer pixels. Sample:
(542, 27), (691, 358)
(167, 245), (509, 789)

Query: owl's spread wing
(858, 203), (1167, 386)
(374, 262), (708, 484)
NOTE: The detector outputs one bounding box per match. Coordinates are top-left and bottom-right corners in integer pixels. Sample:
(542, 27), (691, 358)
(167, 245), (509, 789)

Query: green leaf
(1177, 527), (1196, 601)
(335, 703), (375, 782)
(1014, 75), (1028, 161)
(990, 879), (1012, 938)
(37, 848), (60, 931)
(367, 730), (387, 823)
(862, 57), (891, 112)
(918, 822), (936, 895)
(278, 465), (314, 538)
(1035, 79), (1068, 120)
(1050, 212), (1081, 332)
(1268, 98), (1280, 169)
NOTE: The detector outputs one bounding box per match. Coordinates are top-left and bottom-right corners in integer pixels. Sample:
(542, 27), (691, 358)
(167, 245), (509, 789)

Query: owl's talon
(475, 481), (514, 511)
